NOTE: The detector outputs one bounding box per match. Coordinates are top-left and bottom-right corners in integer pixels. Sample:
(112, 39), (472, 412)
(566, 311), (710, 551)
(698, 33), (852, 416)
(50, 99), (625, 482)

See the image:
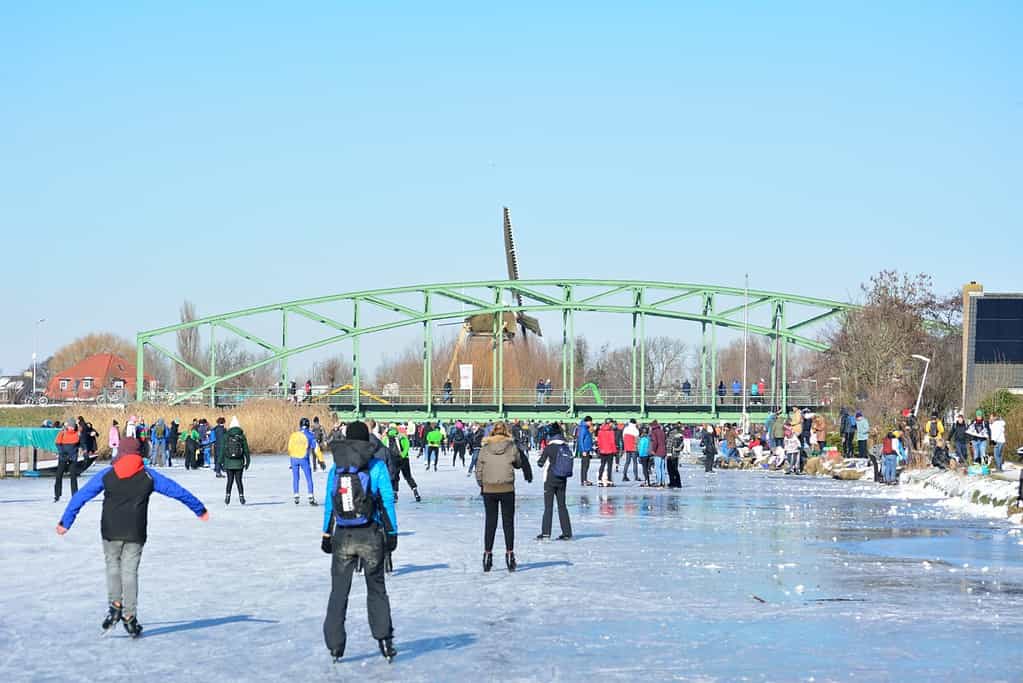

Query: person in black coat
(535, 423), (572, 541)
(699, 424), (717, 473)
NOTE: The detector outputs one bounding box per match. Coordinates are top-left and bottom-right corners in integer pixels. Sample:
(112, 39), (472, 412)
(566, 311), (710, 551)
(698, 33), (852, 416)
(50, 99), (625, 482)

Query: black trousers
(843, 432), (855, 458)
(598, 454), (614, 481)
(452, 444), (466, 467)
(667, 456), (682, 487)
(580, 454), (591, 482)
(541, 478), (572, 537)
(704, 453), (714, 472)
(393, 458), (417, 493)
(54, 455), (79, 499)
(483, 492), (515, 553)
(323, 526), (392, 654)
(641, 458), (651, 483)
(225, 469), (244, 497)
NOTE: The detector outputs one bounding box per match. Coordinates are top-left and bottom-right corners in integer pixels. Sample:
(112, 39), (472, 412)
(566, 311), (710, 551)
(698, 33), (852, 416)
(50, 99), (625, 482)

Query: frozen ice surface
(2, 456), (1022, 682)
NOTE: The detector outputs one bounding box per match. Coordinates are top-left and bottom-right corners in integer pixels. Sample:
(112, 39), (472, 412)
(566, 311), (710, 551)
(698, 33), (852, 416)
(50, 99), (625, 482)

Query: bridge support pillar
(209, 324), (216, 408)
(281, 309), (288, 395)
(566, 285), (575, 415)
(353, 300), (361, 415)
(423, 292), (432, 414)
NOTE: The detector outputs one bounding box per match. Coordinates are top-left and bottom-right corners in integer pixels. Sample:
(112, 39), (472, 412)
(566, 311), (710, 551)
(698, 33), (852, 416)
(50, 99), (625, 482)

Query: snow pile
(900, 468), (1022, 522)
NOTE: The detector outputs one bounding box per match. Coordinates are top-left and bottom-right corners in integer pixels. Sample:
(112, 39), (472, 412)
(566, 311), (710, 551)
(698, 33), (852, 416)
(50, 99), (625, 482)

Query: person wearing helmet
(287, 418), (320, 505)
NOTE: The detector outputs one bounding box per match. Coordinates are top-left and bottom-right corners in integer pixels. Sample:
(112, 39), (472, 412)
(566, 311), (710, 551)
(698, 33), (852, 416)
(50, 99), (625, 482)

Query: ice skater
(535, 422), (573, 541)
(321, 421), (398, 663)
(476, 422), (532, 572)
(218, 416), (251, 504)
(55, 437), (208, 638)
(288, 417), (320, 505)
(54, 420), (81, 503)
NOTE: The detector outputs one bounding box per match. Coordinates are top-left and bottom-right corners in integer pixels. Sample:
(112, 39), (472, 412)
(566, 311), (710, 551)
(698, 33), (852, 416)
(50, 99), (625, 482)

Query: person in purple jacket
(55, 436), (208, 638)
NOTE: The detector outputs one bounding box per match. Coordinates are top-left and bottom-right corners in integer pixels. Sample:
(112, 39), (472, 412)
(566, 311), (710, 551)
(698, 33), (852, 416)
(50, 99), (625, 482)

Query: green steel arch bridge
(136, 279), (855, 422)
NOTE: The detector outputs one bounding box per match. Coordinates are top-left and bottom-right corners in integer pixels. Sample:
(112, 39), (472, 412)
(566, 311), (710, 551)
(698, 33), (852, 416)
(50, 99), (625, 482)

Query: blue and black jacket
(59, 454), (206, 544)
(322, 440), (397, 536)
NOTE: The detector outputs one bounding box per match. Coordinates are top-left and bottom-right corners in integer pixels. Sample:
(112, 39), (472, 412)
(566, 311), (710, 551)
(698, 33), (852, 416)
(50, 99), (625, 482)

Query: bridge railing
(130, 386), (824, 411)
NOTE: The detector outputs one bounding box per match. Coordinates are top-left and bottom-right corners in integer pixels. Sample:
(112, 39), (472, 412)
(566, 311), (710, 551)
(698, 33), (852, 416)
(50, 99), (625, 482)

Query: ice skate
(536, 533), (550, 541)
(239, 495), (246, 505)
(294, 495), (300, 505)
(330, 647), (344, 663)
(506, 551), (517, 572)
(309, 495), (318, 506)
(122, 615), (143, 639)
(101, 602), (122, 632)
(224, 495), (230, 505)
(483, 552), (493, 573)
(378, 638), (397, 662)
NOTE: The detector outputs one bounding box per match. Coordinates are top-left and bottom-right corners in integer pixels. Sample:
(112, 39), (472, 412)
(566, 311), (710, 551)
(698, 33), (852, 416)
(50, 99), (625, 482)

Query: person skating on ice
(55, 437), (208, 638)
(288, 417), (321, 505)
(321, 421), (398, 663)
(218, 416), (251, 504)
(476, 421), (533, 572)
(535, 422), (573, 541)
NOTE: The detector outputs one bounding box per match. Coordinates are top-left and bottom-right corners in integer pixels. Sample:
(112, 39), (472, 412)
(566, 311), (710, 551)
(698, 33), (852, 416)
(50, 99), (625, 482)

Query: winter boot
(239, 495), (246, 505)
(413, 487), (421, 502)
(122, 615), (143, 639)
(101, 602), (122, 631)
(378, 638), (397, 662)
(483, 552), (493, 573)
(506, 551), (517, 572)
(309, 495), (318, 506)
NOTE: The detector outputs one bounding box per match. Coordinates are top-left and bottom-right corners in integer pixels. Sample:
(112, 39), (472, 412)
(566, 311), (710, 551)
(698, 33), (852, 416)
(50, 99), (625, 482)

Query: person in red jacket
(596, 419), (618, 486)
(621, 419), (640, 482)
(54, 421), (81, 502)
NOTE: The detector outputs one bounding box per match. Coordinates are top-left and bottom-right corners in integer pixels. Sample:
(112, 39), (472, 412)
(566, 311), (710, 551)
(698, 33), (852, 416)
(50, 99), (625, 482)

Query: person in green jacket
(386, 426), (420, 502)
(425, 423), (443, 472)
(217, 417), (251, 505)
(182, 421), (201, 470)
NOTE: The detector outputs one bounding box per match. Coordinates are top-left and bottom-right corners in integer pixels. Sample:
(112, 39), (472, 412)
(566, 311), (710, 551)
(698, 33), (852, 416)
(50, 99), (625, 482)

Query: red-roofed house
(46, 353), (154, 402)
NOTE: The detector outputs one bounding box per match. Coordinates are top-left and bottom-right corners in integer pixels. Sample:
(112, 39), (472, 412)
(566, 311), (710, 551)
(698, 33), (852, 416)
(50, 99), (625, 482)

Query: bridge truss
(136, 280), (854, 421)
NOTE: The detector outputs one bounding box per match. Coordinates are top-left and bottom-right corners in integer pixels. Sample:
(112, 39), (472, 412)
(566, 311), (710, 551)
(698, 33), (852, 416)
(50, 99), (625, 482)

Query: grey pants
(323, 526), (393, 653)
(103, 540), (144, 617)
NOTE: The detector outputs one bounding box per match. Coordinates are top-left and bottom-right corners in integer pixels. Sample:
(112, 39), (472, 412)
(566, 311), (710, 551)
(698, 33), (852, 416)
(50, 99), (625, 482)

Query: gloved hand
(321, 535), (333, 554)
(386, 534), (398, 553)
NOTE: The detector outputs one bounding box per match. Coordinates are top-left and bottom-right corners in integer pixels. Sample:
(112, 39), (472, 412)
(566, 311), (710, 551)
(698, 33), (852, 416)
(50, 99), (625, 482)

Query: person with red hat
(55, 436), (209, 638)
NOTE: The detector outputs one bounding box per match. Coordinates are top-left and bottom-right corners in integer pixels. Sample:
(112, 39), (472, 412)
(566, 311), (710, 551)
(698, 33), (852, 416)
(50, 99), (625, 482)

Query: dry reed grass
(2, 401), (336, 456)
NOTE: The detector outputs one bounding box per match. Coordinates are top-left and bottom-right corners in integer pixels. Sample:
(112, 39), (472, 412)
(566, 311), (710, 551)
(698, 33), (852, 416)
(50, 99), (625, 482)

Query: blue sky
(2, 1), (1020, 377)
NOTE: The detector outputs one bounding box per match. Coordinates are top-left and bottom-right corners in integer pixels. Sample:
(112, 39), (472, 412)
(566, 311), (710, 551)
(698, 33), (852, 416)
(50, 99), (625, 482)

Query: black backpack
(928, 421), (938, 438)
(333, 464), (375, 527)
(226, 431), (246, 458)
(550, 442), (574, 478)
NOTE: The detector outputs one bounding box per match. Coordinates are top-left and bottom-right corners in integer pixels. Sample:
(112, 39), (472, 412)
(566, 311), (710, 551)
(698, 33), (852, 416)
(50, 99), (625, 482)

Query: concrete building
(961, 282), (1023, 412)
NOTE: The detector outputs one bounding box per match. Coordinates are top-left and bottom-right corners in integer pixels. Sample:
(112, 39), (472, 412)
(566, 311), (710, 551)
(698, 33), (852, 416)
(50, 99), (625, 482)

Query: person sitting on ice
(55, 437), (208, 638)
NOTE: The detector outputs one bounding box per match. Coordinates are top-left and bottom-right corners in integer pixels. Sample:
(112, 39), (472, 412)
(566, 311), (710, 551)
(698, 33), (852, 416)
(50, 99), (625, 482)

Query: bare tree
(309, 355), (354, 388)
(176, 301), (203, 387)
(819, 271), (961, 429)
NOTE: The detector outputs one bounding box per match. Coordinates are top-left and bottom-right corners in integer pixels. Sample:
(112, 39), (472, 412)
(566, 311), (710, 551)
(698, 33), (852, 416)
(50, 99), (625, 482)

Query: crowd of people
(47, 401), (1014, 665)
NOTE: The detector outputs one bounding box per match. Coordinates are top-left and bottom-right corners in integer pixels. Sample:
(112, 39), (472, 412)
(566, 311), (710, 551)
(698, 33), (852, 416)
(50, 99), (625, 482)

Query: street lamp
(911, 354), (931, 417)
(32, 318), (46, 398)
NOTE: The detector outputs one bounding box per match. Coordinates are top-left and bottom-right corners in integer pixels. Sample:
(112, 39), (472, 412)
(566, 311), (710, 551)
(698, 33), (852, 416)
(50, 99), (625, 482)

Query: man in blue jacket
(321, 421), (398, 663)
(576, 416), (594, 486)
(55, 436), (208, 638)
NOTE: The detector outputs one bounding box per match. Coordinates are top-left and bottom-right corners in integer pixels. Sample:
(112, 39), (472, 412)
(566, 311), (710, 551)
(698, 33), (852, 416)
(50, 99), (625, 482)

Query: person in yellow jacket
(288, 417), (322, 505)
(922, 412), (945, 448)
